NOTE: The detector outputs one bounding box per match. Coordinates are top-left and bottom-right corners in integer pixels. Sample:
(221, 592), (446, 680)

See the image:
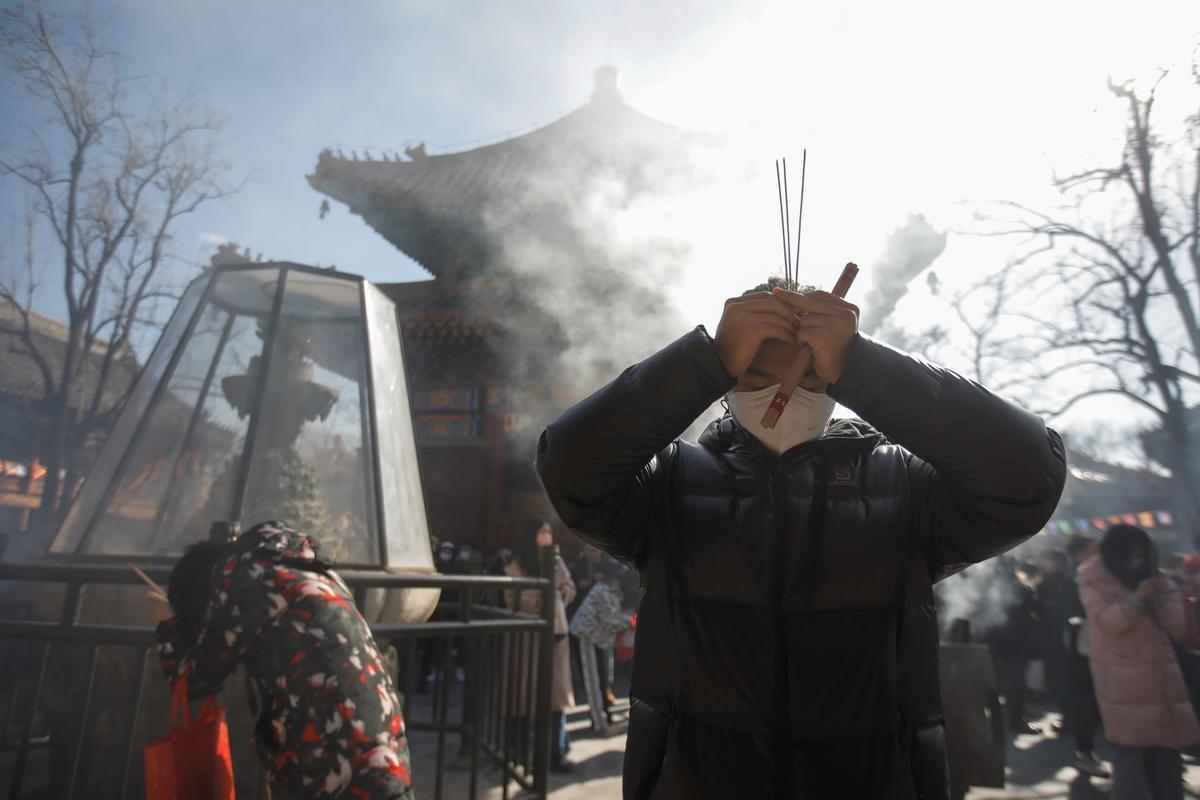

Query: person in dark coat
(1034, 551), (1076, 705)
(1033, 547), (1109, 776)
(419, 540), (465, 692)
(535, 278), (1066, 799)
(984, 558), (1040, 737)
(156, 521), (413, 799)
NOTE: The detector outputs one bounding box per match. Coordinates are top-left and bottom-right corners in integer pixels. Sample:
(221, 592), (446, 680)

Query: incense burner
(48, 263), (438, 625)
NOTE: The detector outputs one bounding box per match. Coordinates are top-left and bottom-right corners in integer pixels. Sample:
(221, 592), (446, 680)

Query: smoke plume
(859, 214), (947, 335)
(469, 91), (753, 442)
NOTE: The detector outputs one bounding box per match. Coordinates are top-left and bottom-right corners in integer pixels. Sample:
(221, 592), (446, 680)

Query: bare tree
(980, 57), (1200, 523)
(934, 267), (1047, 395)
(0, 3), (236, 533)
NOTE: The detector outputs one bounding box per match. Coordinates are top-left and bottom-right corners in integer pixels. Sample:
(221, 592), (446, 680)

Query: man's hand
(713, 292), (800, 380)
(771, 289), (860, 385)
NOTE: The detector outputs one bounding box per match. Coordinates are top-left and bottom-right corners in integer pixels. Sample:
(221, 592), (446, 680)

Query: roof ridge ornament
(592, 65), (621, 104)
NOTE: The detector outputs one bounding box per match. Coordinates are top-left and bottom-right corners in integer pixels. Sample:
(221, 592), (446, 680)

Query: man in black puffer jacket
(535, 280), (1065, 799)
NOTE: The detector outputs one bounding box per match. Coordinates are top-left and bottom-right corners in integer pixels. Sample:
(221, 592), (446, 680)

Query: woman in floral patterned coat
(156, 521), (413, 799)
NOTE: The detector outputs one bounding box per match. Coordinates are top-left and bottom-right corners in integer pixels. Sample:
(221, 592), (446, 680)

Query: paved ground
(409, 702), (1200, 800)
(961, 706), (1200, 800)
(6, 689), (1197, 798)
(408, 707), (623, 800)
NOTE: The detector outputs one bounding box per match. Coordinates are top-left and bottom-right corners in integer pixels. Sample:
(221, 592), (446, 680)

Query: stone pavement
(962, 706), (1200, 800)
(408, 704), (1200, 799)
(408, 707), (624, 799)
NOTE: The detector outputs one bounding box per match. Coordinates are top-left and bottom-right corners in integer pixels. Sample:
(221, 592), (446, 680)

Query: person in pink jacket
(1079, 524), (1200, 800)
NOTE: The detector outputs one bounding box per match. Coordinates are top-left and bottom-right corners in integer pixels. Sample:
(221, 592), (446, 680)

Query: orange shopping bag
(144, 675), (235, 800)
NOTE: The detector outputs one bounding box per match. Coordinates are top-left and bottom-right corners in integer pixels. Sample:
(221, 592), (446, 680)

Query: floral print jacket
(155, 521), (413, 799)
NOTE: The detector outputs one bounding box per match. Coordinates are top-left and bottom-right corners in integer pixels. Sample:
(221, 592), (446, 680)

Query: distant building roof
(307, 68), (708, 278)
(0, 303), (139, 413)
(1057, 449), (1174, 519)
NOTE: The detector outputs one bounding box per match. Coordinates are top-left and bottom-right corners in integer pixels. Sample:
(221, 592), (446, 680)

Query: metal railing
(0, 548), (559, 800)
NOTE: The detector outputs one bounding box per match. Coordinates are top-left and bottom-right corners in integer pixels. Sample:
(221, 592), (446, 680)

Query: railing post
(8, 577), (83, 798)
(457, 578), (482, 798)
(66, 643), (100, 799)
(532, 546), (557, 798)
(8, 640), (49, 799)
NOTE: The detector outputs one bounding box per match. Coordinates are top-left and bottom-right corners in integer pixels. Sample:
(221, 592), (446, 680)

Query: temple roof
(380, 277), (529, 337)
(308, 68), (707, 278)
(0, 304), (139, 412)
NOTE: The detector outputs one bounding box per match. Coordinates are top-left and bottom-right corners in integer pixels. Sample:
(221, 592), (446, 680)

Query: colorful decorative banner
(1046, 510), (1177, 536)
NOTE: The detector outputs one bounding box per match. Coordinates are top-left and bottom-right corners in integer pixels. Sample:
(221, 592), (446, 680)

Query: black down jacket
(535, 328), (1065, 799)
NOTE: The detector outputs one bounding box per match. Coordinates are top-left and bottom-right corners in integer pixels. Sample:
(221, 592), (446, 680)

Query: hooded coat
(535, 328), (1065, 800)
(155, 522), (413, 799)
(1077, 556), (1200, 749)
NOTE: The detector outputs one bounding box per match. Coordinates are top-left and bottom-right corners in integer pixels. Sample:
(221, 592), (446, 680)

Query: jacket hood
(229, 520), (330, 567)
(698, 412), (887, 459)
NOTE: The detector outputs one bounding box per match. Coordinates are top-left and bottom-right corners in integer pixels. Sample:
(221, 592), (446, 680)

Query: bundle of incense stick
(129, 562), (168, 604)
(760, 261), (860, 429)
(774, 151), (807, 292)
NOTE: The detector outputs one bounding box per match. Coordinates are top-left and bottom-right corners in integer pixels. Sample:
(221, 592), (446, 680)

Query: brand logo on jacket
(826, 460), (859, 496)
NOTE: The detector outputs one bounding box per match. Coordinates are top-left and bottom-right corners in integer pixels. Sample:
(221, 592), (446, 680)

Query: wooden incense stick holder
(760, 262), (860, 429)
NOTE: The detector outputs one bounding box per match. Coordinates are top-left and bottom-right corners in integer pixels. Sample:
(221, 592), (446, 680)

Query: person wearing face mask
(535, 276), (1066, 799)
(1078, 524), (1199, 800)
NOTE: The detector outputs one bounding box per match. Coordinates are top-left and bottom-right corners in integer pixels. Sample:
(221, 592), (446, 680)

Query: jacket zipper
(769, 469), (793, 798)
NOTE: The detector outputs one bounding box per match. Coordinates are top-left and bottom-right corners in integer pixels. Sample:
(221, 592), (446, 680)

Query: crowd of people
(959, 525), (1200, 799)
(425, 517), (641, 773)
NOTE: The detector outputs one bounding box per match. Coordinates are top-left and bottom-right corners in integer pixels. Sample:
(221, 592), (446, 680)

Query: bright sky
(2, 0), (1199, 442)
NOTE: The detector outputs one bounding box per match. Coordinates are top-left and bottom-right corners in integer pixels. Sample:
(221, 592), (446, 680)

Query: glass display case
(51, 264), (434, 585)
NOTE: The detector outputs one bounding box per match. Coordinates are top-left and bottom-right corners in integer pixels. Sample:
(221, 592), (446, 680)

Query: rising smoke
(477, 127), (953, 421)
(858, 213), (947, 336)
(935, 561), (1026, 639)
(461, 86), (1070, 640)
(473, 89), (732, 439)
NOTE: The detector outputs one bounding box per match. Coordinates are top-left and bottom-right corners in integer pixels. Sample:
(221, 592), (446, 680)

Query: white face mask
(727, 383), (836, 455)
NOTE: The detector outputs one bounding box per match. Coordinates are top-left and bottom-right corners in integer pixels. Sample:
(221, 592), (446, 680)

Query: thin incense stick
(775, 160), (789, 285)
(760, 262), (860, 429)
(794, 150), (807, 288)
(783, 157), (792, 288)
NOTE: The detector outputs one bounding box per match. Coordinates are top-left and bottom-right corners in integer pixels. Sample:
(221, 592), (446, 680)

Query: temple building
(308, 67), (704, 551)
